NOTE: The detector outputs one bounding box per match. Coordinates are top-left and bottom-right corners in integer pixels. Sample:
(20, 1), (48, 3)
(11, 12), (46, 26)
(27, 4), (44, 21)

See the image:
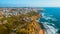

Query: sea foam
(40, 13), (58, 34)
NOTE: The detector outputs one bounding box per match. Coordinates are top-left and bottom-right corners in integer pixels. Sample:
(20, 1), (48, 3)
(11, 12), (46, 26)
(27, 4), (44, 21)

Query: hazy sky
(0, 0), (60, 7)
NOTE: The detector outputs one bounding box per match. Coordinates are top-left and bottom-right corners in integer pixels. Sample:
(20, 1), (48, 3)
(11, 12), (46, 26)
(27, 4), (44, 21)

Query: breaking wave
(39, 13), (58, 34)
(42, 22), (58, 34)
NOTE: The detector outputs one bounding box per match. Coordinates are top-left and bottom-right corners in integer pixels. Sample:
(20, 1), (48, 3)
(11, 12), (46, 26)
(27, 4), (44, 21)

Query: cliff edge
(0, 8), (45, 34)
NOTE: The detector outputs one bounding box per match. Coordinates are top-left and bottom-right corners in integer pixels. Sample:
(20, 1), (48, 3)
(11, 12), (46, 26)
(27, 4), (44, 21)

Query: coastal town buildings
(0, 8), (43, 18)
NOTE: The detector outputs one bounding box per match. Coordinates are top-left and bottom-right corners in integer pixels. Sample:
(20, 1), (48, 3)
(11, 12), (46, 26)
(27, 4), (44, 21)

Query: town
(0, 8), (43, 18)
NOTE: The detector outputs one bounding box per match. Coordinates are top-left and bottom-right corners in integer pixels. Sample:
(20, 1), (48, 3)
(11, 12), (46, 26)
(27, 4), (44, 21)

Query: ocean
(38, 7), (60, 34)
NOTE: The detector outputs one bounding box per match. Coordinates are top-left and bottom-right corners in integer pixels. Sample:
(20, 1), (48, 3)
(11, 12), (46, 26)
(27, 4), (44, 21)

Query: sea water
(38, 7), (60, 34)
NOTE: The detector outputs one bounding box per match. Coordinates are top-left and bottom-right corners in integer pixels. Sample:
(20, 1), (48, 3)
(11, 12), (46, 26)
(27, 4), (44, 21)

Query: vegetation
(0, 11), (41, 34)
(26, 11), (39, 17)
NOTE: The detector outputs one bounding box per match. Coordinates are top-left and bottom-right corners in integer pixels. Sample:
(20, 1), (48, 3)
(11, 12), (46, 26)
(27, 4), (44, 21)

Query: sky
(0, 0), (60, 7)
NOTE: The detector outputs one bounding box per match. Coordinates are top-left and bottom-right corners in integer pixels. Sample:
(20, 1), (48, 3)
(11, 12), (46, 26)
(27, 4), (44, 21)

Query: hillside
(0, 9), (45, 34)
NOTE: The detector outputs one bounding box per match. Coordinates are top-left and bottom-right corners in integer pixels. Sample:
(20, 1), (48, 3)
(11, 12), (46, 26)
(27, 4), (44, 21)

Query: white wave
(41, 22), (55, 26)
(42, 22), (58, 34)
(42, 22), (57, 34)
(51, 18), (58, 21)
(48, 15), (53, 17)
(41, 13), (45, 16)
(40, 12), (58, 34)
(41, 13), (57, 21)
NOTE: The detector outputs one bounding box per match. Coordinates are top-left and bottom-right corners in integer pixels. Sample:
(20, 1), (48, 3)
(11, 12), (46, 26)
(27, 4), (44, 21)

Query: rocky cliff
(0, 10), (45, 34)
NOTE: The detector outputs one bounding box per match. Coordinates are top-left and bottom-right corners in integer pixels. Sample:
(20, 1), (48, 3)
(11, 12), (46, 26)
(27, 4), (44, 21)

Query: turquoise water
(45, 8), (60, 28)
(39, 7), (60, 34)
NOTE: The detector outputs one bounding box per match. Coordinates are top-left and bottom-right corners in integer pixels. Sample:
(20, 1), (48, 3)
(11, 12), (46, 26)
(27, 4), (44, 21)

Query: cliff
(0, 9), (45, 34)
